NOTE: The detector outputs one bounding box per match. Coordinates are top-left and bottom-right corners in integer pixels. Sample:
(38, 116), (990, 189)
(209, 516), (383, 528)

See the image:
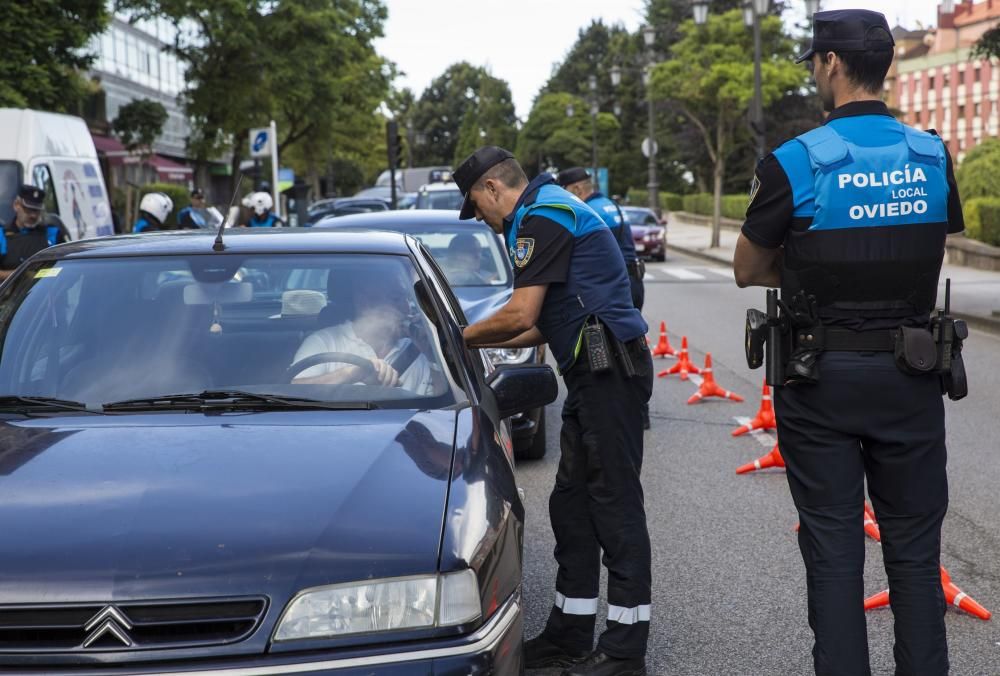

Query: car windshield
(416, 189), (463, 210)
(0, 254), (465, 410)
(377, 224), (510, 288)
(624, 208), (656, 225)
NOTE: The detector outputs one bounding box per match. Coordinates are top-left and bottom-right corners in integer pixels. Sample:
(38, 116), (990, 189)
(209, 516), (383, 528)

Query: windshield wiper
(103, 390), (378, 412)
(0, 396), (101, 415)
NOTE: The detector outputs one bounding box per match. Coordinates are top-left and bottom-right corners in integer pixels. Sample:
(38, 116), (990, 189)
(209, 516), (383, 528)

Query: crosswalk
(643, 265), (734, 282)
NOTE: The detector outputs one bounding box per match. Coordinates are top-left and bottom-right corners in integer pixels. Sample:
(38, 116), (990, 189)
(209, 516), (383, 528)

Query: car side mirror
(486, 364), (558, 419)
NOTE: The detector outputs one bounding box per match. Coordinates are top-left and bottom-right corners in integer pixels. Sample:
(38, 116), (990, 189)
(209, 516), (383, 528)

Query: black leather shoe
(524, 634), (589, 669)
(562, 650), (647, 676)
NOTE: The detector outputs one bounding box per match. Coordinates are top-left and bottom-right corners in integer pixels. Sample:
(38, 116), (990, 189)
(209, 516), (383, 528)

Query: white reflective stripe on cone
(554, 592), (599, 615)
(953, 592), (967, 608)
(606, 603), (651, 625)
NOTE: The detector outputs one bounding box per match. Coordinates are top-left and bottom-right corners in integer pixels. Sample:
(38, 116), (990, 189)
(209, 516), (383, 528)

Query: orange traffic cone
(657, 336), (700, 380)
(866, 567), (991, 620)
(688, 353), (744, 404)
(731, 380), (776, 436)
(736, 443), (784, 474)
(650, 321), (676, 358)
(863, 502), (881, 542)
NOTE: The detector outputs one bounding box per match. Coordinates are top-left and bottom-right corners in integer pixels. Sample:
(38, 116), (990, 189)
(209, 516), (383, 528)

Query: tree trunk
(711, 161), (724, 249)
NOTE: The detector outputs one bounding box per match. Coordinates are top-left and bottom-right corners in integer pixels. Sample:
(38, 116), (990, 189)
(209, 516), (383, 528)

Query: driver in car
(290, 281), (436, 394)
(446, 233), (490, 284)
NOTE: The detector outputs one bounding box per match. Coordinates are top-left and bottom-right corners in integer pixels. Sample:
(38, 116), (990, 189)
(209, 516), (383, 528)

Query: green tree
(452, 75), (518, 166)
(516, 92), (619, 174)
(971, 25), (1000, 61)
(112, 98), (168, 152)
(410, 63), (517, 166)
(955, 138), (1000, 200)
(651, 9), (805, 246)
(0, 1), (109, 112)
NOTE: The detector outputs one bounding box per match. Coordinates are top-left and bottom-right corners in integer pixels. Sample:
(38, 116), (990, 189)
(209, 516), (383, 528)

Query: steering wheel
(285, 352), (376, 383)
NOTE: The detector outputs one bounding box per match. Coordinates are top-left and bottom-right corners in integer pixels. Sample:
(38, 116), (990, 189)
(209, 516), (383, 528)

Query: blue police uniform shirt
(177, 205), (206, 228)
(742, 100), (964, 329)
(585, 192), (638, 263)
(248, 213), (283, 227)
(134, 217), (154, 233)
(0, 221), (64, 270)
(503, 174), (647, 372)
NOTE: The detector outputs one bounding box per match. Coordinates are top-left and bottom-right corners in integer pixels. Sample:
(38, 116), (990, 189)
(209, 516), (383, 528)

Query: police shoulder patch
(748, 172), (762, 209)
(513, 237), (535, 268)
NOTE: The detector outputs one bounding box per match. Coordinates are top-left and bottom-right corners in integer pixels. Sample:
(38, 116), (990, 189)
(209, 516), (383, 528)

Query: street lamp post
(748, 0), (769, 161)
(589, 75), (599, 190)
(642, 25), (659, 216)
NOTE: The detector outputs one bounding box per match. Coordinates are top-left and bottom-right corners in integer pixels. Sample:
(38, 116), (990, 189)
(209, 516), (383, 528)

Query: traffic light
(386, 120), (402, 170)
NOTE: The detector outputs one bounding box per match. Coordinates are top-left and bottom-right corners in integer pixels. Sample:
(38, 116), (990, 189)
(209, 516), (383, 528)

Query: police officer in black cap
(0, 184), (65, 281)
(458, 146), (653, 675)
(177, 187), (208, 229)
(734, 9), (962, 675)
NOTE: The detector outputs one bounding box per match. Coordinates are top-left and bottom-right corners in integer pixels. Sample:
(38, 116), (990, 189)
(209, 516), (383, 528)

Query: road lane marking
(705, 267), (735, 278)
(662, 268), (706, 280)
(643, 271), (655, 281)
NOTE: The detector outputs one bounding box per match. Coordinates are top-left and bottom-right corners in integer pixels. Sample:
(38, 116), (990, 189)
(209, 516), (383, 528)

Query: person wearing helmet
(134, 192), (174, 233)
(243, 192), (285, 227)
(0, 184), (66, 280)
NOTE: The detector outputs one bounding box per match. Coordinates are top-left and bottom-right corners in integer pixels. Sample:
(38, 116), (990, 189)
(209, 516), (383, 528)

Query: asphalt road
(516, 252), (1000, 675)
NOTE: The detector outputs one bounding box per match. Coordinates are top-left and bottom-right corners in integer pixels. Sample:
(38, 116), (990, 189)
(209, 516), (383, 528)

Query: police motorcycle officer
(734, 10), (965, 676)
(244, 191), (285, 227)
(0, 184), (66, 280)
(133, 192), (174, 233)
(558, 166), (650, 430)
(457, 146), (653, 676)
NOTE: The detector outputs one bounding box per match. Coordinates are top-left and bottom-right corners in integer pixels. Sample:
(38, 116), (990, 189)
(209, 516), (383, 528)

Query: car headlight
(272, 570), (481, 641)
(484, 347), (534, 364)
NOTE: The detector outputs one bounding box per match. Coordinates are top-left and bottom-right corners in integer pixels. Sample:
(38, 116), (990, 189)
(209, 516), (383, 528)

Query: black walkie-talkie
(583, 318), (612, 372)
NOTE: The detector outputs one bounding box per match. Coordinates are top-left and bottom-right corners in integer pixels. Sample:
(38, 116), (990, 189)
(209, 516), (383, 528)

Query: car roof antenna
(213, 174), (245, 252)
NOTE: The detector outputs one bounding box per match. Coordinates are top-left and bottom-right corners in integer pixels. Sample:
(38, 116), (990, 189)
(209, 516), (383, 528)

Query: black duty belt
(626, 261), (641, 275)
(794, 327), (897, 352)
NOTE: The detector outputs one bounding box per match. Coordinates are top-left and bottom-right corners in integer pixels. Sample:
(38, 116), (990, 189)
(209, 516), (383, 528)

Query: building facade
(895, 0), (1000, 162)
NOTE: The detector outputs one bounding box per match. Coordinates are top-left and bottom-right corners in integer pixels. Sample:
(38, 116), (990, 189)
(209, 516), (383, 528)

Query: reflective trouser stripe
(554, 592), (599, 615)
(607, 603), (651, 625)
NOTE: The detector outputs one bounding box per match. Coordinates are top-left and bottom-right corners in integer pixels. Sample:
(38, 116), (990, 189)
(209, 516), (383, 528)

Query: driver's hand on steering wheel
(366, 358), (400, 387)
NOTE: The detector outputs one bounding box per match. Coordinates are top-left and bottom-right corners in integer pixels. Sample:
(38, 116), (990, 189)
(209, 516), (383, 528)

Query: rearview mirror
(487, 364), (558, 419)
(183, 282), (253, 305)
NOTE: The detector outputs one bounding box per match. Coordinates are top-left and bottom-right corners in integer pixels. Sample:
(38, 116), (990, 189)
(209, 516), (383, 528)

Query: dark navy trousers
(542, 339), (653, 658)
(775, 351), (949, 676)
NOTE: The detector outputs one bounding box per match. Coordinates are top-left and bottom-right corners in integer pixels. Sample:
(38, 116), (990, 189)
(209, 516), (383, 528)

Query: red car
(623, 206), (666, 262)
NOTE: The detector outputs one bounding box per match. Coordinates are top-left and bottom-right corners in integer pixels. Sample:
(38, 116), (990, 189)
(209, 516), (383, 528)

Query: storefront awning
(149, 154), (194, 182)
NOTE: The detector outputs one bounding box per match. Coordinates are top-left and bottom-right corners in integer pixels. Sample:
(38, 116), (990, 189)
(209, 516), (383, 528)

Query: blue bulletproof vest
(505, 178), (647, 372)
(177, 206), (206, 228)
(773, 115), (950, 321)
(586, 192), (638, 263)
(0, 226), (60, 256)
(248, 213), (278, 227)
(134, 217), (153, 233)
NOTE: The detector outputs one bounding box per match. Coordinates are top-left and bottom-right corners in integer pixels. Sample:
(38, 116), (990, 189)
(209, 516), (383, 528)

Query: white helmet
(139, 192), (173, 224)
(248, 191), (273, 216)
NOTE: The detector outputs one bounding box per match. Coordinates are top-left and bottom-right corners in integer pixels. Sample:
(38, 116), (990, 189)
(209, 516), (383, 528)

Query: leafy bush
(722, 195), (749, 220)
(964, 197), (1000, 246)
(624, 189), (683, 212)
(956, 138), (1000, 201)
(682, 193), (714, 215)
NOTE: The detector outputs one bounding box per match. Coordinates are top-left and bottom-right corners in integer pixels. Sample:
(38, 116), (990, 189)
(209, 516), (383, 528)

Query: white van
(0, 108), (114, 240)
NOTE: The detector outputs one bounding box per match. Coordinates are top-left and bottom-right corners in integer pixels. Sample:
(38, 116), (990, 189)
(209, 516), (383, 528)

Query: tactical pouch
(893, 326), (938, 375)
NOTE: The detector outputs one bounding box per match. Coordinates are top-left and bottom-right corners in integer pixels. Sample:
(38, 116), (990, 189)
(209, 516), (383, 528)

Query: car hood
(631, 224), (662, 238)
(453, 285), (513, 324)
(0, 410), (457, 604)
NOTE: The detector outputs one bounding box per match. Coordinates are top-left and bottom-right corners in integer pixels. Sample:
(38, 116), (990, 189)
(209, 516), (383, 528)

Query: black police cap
(557, 167), (591, 187)
(796, 9), (894, 63)
(17, 184), (45, 210)
(454, 146), (514, 220)
(190, 187), (205, 198)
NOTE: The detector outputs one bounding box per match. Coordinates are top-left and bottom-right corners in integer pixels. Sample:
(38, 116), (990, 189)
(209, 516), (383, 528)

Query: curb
(665, 243), (733, 267)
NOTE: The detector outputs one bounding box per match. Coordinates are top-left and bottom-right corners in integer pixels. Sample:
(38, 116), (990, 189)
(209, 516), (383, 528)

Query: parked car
(622, 206), (667, 262)
(414, 182), (464, 211)
(0, 228), (556, 673)
(315, 209), (551, 459)
(305, 197), (388, 224)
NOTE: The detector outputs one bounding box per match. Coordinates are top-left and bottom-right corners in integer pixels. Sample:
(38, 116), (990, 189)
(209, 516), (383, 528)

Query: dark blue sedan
(0, 229), (556, 673)
(315, 210), (549, 460)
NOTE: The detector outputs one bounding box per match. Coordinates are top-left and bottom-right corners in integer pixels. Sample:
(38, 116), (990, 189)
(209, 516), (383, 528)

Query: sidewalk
(665, 216), (1000, 334)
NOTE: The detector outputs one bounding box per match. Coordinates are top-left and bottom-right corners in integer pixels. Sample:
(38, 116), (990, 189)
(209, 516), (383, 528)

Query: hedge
(963, 197), (1000, 246)
(138, 182), (191, 228)
(625, 189), (683, 212)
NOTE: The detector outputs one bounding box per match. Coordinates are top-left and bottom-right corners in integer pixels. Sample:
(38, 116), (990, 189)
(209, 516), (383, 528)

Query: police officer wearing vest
(734, 10), (963, 675)
(0, 184), (65, 281)
(177, 188), (208, 229)
(458, 147), (653, 676)
(558, 167), (649, 430)
(557, 167), (644, 311)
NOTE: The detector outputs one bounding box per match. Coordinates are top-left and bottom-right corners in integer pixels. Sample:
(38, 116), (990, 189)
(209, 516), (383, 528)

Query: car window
(410, 229), (508, 288)
(31, 165), (59, 215)
(0, 254), (465, 409)
(415, 190), (463, 210)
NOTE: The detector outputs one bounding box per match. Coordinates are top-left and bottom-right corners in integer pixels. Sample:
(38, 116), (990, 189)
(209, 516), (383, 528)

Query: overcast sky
(375, 0), (943, 119)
